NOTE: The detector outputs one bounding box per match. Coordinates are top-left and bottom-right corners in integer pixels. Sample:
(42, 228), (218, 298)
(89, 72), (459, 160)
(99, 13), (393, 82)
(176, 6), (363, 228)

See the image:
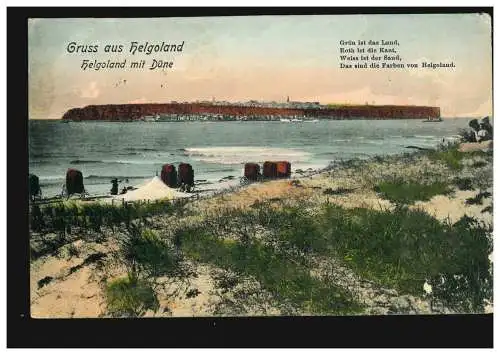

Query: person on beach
(110, 178), (118, 195)
(469, 119), (480, 134)
(476, 118), (492, 142)
(476, 127), (489, 142)
(480, 116), (493, 140)
(468, 118), (492, 143)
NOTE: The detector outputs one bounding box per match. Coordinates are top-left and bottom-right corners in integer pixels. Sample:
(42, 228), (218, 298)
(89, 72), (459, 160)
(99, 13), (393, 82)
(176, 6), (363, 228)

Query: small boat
(291, 118), (303, 123)
(142, 114), (160, 122)
(422, 117), (443, 122)
(280, 118), (291, 122)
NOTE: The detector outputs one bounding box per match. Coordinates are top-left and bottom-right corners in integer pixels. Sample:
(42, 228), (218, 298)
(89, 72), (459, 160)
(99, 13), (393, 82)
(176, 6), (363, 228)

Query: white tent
(120, 176), (191, 202)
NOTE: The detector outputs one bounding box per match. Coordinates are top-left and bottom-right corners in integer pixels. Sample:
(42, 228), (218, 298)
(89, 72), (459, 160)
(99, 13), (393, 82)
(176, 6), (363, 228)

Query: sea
(29, 118), (471, 198)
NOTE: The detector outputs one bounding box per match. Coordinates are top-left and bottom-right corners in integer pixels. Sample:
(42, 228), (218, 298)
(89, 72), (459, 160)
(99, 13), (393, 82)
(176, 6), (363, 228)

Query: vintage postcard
(28, 12), (493, 319)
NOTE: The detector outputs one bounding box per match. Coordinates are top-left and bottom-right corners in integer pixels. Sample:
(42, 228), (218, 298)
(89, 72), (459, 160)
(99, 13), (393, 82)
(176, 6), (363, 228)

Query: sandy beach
(30, 141), (493, 318)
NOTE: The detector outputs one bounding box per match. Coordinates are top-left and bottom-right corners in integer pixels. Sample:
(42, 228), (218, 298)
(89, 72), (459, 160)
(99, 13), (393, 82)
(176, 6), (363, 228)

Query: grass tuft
(374, 179), (452, 205)
(120, 223), (187, 278)
(465, 191), (492, 206)
(427, 148), (465, 170)
(453, 177), (474, 191)
(471, 160), (488, 169)
(105, 273), (159, 317)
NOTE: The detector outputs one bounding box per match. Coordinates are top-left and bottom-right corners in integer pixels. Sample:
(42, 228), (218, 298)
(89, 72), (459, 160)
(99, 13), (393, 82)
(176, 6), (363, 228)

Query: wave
(391, 135), (439, 139)
(69, 159), (165, 165)
(38, 174), (152, 182)
(112, 160), (163, 165)
(39, 181), (65, 187)
(124, 147), (159, 152)
(69, 159), (104, 164)
(204, 167), (238, 173)
(85, 174), (152, 180)
(37, 175), (65, 181)
(401, 135), (438, 139)
(414, 135), (437, 139)
(184, 146), (312, 165)
(29, 159), (53, 165)
(365, 140), (385, 145)
(30, 153), (78, 159)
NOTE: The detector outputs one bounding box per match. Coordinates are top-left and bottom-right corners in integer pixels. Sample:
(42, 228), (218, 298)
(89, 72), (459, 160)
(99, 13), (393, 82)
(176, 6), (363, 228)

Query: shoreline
(32, 144), (448, 205)
(29, 140), (493, 318)
(31, 161), (335, 204)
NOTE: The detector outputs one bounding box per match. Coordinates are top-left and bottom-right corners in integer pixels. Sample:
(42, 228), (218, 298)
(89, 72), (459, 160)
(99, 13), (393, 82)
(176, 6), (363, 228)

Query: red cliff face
(61, 103), (440, 121)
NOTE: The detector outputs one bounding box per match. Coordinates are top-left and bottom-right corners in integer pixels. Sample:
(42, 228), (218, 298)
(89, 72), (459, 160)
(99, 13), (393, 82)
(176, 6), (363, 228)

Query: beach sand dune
(412, 189), (492, 225)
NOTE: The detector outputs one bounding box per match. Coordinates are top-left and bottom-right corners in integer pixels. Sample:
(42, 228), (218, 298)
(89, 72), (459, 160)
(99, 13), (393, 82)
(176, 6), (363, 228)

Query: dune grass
(316, 204), (491, 310)
(119, 223), (191, 279)
(374, 179), (452, 205)
(105, 273), (159, 317)
(103, 223), (197, 317)
(426, 142), (491, 171)
(453, 177), (474, 191)
(465, 191), (492, 206)
(427, 147), (466, 170)
(176, 224), (362, 315)
(30, 199), (185, 234)
(171, 201), (492, 313)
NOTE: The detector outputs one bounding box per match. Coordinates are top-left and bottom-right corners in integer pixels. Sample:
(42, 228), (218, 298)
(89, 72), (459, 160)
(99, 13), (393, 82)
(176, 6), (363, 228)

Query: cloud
(80, 81), (100, 99)
(457, 98), (492, 118)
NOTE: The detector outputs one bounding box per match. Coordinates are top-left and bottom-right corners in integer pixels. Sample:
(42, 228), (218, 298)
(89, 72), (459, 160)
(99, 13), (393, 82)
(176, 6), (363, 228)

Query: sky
(28, 14), (492, 119)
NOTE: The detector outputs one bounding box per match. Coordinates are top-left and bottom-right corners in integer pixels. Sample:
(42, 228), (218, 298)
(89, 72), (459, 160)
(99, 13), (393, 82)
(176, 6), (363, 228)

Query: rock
(372, 294), (390, 306)
(369, 307), (388, 315)
(389, 295), (411, 313)
(381, 288), (398, 297)
(430, 300), (452, 314)
(484, 300), (493, 313)
(363, 298), (375, 307)
(412, 300), (432, 314)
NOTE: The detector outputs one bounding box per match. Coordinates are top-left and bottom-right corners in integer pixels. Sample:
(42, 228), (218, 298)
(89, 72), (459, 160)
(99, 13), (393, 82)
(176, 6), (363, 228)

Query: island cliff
(61, 103), (440, 121)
